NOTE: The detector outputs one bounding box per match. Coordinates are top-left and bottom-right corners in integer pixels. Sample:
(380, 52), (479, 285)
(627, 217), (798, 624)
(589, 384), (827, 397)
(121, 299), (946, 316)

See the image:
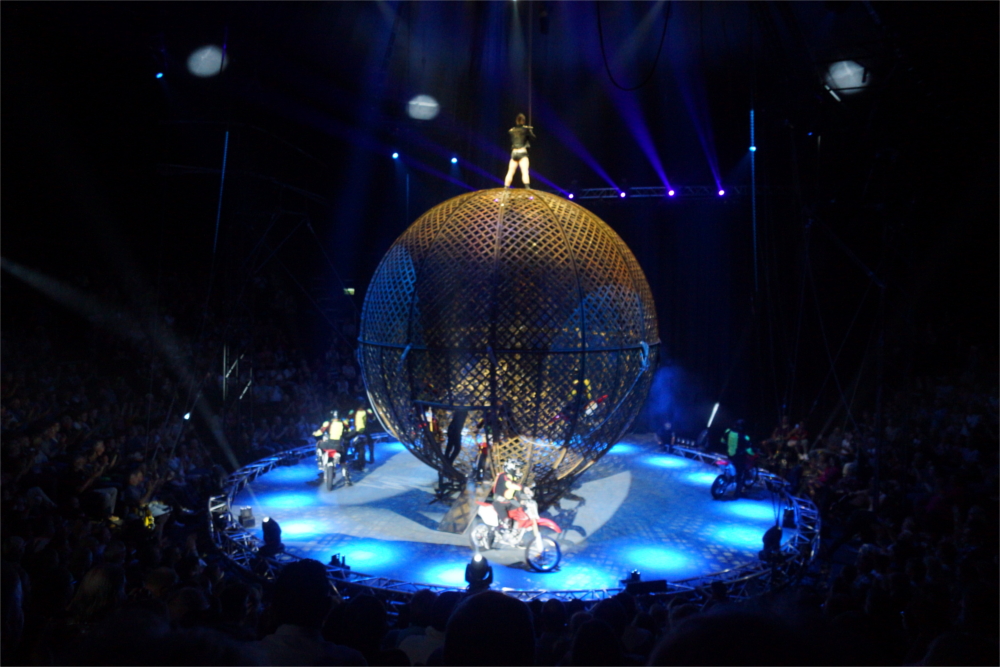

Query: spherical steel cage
(359, 188), (659, 509)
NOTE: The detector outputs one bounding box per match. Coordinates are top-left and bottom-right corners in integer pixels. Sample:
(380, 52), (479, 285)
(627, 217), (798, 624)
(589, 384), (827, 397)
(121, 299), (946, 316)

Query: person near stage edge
(723, 419), (753, 497)
(352, 404), (372, 468)
(504, 113), (535, 189)
(657, 420), (676, 453)
(492, 460), (523, 531)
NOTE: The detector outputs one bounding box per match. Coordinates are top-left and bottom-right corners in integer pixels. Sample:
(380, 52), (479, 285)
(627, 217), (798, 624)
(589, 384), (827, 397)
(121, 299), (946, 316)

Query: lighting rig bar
(574, 185), (749, 200)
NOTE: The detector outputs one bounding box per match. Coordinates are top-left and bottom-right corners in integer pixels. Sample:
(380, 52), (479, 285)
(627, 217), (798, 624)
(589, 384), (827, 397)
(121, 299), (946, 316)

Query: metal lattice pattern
(359, 189), (660, 509)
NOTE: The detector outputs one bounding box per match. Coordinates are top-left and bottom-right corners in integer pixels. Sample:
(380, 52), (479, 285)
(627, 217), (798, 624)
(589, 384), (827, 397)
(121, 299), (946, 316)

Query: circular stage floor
(233, 436), (796, 593)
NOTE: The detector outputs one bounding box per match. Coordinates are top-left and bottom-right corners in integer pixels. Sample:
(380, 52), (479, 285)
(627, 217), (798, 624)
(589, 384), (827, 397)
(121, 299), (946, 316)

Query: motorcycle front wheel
(324, 463), (335, 491)
(710, 475), (730, 500)
(469, 517), (493, 550)
(525, 534), (561, 572)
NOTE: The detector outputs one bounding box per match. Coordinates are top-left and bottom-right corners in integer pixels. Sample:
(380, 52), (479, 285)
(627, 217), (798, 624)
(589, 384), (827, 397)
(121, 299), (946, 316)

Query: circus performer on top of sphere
(504, 113), (535, 189)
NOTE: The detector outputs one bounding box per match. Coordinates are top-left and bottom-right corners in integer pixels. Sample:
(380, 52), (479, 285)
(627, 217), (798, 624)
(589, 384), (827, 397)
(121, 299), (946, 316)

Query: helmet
(504, 459), (520, 478)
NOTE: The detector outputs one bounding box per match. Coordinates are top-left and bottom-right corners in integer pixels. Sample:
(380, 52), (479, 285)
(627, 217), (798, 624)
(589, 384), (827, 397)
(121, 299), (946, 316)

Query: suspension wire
(303, 221), (360, 319)
(804, 267), (878, 424)
(528, 0), (533, 126)
(596, 1), (672, 92)
(804, 251), (862, 434)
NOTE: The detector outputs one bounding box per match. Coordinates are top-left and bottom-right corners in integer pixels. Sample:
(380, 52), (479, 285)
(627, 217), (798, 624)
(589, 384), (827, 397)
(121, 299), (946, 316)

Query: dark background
(3, 2), (997, 438)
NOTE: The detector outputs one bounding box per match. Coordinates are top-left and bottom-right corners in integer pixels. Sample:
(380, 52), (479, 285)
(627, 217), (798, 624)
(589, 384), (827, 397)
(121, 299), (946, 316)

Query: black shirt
(509, 126), (535, 150)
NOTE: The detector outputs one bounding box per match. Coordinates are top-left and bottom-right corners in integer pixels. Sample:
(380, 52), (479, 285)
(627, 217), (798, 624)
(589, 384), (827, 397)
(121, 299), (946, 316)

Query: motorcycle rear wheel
(324, 464), (335, 491)
(525, 534), (561, 572)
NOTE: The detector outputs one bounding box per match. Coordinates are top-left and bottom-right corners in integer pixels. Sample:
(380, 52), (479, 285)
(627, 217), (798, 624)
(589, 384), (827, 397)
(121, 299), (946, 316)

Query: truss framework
(207, 441), (820, 605)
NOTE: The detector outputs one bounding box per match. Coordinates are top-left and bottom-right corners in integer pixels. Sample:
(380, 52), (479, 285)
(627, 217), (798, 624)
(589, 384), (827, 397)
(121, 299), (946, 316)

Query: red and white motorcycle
(469, 486), (562, 572)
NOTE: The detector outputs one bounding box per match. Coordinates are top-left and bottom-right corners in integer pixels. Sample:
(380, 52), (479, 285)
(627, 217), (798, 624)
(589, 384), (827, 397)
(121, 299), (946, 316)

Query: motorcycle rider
(492, 460), (523, 533)
(722, 419), (753, 497)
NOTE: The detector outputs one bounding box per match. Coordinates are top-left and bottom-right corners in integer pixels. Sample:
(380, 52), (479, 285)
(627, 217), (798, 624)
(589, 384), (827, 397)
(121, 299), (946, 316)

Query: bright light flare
(451, 157), (458, 164)
(707, 402), (719, 427)
(667, 189), (675, 196)
(824, 60), (869, 95)
(187, 45), (229, 78)
(407, 94), (440, 120)
(392, 152), (399, 159)
(717, 189), (725, 196)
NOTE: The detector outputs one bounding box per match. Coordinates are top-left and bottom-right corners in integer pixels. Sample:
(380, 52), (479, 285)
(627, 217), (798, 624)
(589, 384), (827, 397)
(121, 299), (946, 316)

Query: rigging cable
(596, 1), (671, 92)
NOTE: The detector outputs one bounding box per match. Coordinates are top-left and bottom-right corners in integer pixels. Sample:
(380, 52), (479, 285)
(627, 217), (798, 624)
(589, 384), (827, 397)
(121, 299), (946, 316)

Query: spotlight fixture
(155, 72), (164, 79)
(392, 152), (399, 159)
(717, 189), (725, 196)
(619, 191), (626, 198)
(667, 189), (675, 197)
(259, 517), (284, 558)
(465, 553), (493, 592)
(759, 523), (784, 563)
(451, 157), (458, 164)
(183, 412), (191, 421)
(620, 569), (642, 585)
(749, 146), (756, 152)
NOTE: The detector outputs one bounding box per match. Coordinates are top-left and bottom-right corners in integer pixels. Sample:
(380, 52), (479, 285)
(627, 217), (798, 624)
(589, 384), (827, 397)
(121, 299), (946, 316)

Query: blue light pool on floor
(253, 462), (316, 484)
(643, 455), (692, 469)
(420, 561), (469, 588)
(623, 546), (697, 573)
(256, 491), (315, 510)
(536, 563), (619, 591)
(339, 540), (401, 570)
(712, 525), (765, 549)
(723, 502), (778, 522)
(276, 519), (327, 539)
(608, 443), (641, 455)
(682, 471), (719, 486)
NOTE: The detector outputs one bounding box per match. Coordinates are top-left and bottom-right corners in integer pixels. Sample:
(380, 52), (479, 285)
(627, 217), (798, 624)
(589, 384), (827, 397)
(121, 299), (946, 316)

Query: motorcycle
(710, 453), (760, 500)
(469, 486), (562, 572)
(317, 446), (351, 491)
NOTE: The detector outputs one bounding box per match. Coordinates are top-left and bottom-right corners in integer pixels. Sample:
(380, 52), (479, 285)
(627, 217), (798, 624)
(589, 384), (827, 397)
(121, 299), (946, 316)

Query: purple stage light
(620, 191), (626, 198)
(607, 85), (673, 192)
(718, 189), (725, 196)
(668, 189), (675, 197)
(568, 193), (574, 199)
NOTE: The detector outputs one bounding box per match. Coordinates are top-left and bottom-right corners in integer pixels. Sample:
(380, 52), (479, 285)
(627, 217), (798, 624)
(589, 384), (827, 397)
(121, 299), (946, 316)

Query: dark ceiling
(2, 2), (997, 419)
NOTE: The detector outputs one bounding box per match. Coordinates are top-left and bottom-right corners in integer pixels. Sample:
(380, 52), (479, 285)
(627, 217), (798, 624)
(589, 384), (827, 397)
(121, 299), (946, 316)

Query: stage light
(407, 94), (440, 120)
(619, 191), (626, 198)
(450, 157), (458, 164)
(568, 194), (574, 199)
(187, 45), (229, 78)
(392, 152), (399, 159)
(717, 189), (725, 196)
(465, 553), (493, 592)
(259, 516), (284, 558)
(668, 189), (675, 196)
(155, 72), (164, 79)
(343, 288), (355, 296)
(183, 412), (191, 420)
(749, 146), (756, 152)
(824, 60), (869, 96)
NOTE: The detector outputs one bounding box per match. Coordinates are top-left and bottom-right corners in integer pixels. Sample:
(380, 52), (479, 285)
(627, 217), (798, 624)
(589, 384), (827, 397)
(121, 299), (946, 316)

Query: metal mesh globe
(359, 188), (659, 510)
